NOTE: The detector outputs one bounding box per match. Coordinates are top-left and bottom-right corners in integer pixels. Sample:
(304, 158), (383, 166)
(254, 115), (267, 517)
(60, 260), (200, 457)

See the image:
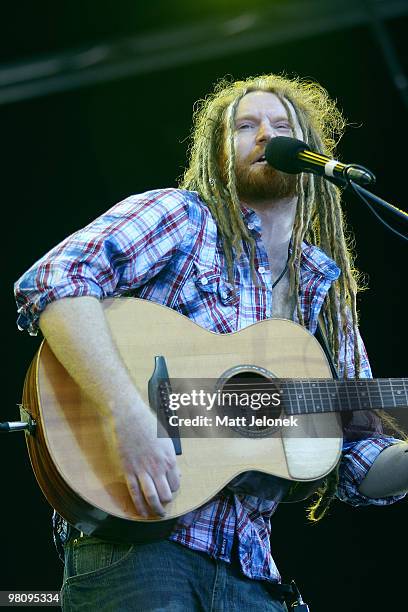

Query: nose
(256, 121), (275, 144)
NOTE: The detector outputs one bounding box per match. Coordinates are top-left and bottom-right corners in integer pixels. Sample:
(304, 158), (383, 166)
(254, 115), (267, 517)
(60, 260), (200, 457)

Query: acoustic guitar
(20, 298), (407, 542)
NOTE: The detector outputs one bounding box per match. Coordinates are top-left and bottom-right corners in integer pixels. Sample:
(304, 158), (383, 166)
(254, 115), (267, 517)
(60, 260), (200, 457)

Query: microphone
(264, 136), (375, 186)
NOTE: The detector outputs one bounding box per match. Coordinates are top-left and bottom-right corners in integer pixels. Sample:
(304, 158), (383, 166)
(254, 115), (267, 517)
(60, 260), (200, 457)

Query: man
(15, 74), (408, 611)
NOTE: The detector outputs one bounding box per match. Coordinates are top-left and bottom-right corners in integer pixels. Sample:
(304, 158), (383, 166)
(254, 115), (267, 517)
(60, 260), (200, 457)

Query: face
(232, 90), (303, 203)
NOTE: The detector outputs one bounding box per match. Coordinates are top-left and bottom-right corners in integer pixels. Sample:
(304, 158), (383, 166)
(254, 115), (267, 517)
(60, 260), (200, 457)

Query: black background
(2, 2), (407, 610)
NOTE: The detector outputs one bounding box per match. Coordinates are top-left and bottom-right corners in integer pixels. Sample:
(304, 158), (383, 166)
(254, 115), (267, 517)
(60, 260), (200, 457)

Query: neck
(244, 195), (298, 263)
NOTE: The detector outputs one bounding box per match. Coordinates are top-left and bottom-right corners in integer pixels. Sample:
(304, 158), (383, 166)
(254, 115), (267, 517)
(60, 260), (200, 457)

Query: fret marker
(298, 395), (303, 399)
(397, 391), (402, 395)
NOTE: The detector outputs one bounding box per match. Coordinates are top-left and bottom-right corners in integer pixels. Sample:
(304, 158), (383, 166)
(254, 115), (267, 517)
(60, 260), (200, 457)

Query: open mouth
(253, 154), (266, 164)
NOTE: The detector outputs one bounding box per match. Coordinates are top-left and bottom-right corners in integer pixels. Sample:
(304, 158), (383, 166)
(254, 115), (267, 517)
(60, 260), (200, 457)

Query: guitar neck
(281, 378), (408, 415)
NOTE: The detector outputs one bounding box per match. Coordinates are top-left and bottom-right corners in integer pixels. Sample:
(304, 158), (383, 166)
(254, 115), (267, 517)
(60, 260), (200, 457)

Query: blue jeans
(61, 536), (287, 611)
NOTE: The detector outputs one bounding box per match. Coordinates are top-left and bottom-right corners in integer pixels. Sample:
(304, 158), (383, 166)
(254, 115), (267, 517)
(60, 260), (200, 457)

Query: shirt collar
(240, 204), (262, 235)
(299, 241), (340, 281)
(240, 205), (340, 281)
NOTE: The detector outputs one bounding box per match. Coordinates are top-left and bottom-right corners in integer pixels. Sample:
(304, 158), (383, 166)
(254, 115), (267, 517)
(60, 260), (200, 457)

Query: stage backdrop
(2, 3), (407, 610)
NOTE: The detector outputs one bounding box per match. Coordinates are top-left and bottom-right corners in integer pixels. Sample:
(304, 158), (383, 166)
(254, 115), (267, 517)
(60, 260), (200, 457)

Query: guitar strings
(176, 379), (408, 413)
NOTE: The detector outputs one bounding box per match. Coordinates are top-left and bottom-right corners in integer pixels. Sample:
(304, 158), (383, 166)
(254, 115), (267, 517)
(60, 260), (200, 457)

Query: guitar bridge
(148, 356), (182, 455)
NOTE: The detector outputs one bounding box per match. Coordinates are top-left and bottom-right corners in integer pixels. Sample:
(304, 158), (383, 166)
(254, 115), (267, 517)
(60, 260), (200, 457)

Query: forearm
(39, 295), (179, 517)
(358, 441), (408, 498)
(39, 295), (143, 421)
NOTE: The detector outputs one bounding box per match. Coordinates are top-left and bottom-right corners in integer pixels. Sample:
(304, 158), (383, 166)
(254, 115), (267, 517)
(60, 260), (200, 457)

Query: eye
(236, 123), (253, 130)
(275, 123), (291, 131)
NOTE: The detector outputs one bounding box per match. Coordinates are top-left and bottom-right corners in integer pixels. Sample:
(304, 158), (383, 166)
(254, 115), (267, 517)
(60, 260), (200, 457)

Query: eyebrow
(235, 113), (291, 123)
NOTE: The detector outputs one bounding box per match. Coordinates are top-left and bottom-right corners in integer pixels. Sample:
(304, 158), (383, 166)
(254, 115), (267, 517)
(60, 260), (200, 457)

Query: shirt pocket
(179, 262), (239, 332)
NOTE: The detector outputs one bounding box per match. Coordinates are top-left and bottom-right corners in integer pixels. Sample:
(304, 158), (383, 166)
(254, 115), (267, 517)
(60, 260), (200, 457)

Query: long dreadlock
(179, 73), (406, 521)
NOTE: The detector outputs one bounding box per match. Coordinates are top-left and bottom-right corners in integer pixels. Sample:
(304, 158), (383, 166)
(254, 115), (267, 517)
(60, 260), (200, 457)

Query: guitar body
(22, 297), (342, 542)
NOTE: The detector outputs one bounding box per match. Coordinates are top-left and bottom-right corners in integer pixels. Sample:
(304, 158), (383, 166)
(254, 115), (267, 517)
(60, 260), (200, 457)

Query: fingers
(125, 475), (151, 518)
(117, 426), (180, 517)
(138, 473), (168, 517)
(166, 466), (181, 493)
(128, 469), (180, 518)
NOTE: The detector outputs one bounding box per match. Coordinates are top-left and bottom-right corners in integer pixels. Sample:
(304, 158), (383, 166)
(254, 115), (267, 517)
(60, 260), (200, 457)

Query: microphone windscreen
(265, 136), (310, 174)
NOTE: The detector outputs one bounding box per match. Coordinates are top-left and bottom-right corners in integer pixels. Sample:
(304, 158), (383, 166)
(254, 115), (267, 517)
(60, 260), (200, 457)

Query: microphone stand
(349, 182), (408, 226)
(328, 165), (408, 242)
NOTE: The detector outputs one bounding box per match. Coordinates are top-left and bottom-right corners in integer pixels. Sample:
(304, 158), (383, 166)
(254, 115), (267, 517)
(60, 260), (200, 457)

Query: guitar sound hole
(219, 373), (283, 439)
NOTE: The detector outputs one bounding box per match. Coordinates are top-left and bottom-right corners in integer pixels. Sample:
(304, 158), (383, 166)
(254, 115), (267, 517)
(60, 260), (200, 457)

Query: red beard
(235, 158), (297, 202)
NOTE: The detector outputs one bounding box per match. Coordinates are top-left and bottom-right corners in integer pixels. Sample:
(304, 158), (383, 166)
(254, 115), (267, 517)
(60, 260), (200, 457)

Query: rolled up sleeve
(337, 437), (407, 506)
(14, 189), (190, 335)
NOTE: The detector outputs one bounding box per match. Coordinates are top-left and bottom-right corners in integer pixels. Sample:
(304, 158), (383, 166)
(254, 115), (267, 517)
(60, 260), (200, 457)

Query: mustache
(246, 150), (267, 164)
(234, 156), (298, 201)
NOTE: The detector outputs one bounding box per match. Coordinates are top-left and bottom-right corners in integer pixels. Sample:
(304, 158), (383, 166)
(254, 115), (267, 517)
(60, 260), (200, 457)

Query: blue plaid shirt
(14, 188), (405, 582)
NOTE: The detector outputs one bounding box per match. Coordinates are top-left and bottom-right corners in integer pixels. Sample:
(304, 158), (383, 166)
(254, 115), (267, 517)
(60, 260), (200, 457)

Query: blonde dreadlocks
(181, 73), (359, 375)
(179, 73), (406, 521)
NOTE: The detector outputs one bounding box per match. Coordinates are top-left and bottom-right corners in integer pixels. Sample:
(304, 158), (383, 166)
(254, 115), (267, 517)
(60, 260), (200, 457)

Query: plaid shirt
(14, 188), (404, 582)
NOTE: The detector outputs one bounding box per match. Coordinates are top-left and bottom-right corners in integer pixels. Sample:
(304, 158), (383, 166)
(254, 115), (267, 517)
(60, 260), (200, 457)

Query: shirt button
(258, 266), (266, 273)
(247, 223), (255, 230)
(221, 291), (228, 299)
(201, 277), (208, 285)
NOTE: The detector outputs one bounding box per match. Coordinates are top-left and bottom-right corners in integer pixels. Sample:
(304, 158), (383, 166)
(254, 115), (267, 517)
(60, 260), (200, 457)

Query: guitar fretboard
(227, 378), (408, 415)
